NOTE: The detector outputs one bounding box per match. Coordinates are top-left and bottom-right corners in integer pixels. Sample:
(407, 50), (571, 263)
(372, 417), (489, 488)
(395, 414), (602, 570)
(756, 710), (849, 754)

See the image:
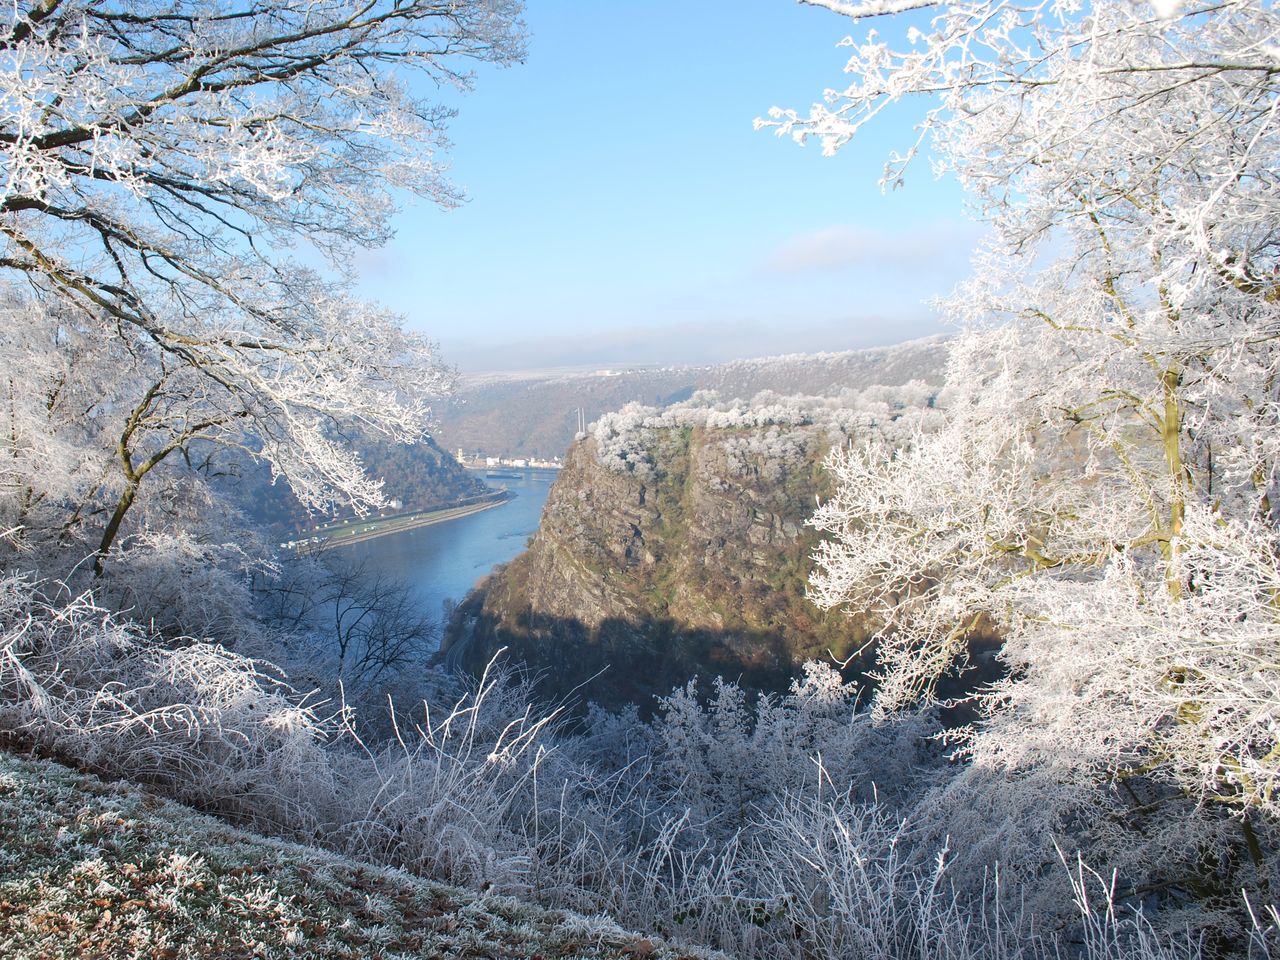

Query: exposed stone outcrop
(451, 425), (877, 708)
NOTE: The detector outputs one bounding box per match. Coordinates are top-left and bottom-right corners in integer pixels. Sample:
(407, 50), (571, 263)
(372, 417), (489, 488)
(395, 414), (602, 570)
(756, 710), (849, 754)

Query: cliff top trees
(773, 0), (1280, 831)
(0, 0), (525, 569)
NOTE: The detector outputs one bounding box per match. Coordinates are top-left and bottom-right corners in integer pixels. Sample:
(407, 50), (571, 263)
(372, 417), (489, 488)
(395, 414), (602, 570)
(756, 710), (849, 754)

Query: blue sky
(354, 1), (978, 373)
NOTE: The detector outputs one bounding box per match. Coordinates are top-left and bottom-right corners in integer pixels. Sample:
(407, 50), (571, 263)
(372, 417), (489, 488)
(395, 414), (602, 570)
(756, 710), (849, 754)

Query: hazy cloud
(762, 220), (980, 275)
(352, 246), (406, 278)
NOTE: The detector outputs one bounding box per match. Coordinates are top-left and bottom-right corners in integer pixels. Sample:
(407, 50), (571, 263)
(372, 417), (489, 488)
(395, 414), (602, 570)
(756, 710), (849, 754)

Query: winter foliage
(437, 335), (948, 461)
(6, 579), (1269, 958)
(794, 0), (1280, 804)
(590, 381), (939, 479)
(780, 0), (1280, 942)
(0, 0), (524, 573)
(0, 0), (1277, 957)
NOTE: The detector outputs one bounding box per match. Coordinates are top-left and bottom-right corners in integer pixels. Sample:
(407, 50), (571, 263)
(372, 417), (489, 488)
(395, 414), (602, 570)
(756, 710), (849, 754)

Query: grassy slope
(0, 751), (717, 960)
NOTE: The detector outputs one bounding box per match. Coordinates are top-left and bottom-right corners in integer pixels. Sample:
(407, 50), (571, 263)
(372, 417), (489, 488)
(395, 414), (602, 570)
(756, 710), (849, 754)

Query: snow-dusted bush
(93, 528), (268, 646)
(524, 664), (1247, 960)
(325, 657), (566, 895)
(0, 574), (333, 829)
(650, 664), (936, 831)
(0, 568), (1266, 958)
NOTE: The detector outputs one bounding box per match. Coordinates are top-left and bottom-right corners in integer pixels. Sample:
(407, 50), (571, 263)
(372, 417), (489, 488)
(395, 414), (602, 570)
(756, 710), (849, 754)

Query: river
(342, 469), (556, 625)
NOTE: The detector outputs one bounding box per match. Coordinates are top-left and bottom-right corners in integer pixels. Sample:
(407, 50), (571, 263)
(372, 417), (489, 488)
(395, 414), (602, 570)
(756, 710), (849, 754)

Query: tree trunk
(93, 481), (138, 577)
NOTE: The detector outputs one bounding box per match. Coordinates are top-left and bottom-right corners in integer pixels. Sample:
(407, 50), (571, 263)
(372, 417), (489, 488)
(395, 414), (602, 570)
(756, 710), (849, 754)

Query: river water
(342, 469), (556, 625)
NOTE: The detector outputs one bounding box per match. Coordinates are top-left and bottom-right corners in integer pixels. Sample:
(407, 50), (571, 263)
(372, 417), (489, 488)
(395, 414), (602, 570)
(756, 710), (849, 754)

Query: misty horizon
(440, 313), (949, 376)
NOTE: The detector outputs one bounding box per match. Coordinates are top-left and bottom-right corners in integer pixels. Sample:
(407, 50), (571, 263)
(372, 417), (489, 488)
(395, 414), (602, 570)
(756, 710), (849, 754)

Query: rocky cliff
(450, 387), (937, 708)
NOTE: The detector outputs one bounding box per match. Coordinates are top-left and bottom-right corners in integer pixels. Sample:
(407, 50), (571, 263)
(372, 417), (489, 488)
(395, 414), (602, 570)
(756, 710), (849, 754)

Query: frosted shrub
(529, 664), (1223, 960)
(747, 794), (998, 960)
(94, 528), (266, 645)
(326, 656), (569, 896)
(0, 574), (332, 829)
(719, 428), (818, 483)
(650, 664), (937, 833)
(592, 402), (663, 477)
(0, 573), (1257, 959)
(0, 567), (1261, 958)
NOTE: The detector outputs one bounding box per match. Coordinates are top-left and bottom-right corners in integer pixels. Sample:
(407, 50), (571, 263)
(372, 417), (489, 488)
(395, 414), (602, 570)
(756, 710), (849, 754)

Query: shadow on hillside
(440, 595), (1002, 720)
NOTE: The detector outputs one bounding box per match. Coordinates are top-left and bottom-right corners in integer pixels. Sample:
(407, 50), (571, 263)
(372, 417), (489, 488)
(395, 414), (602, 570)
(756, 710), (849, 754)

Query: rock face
(453, 424), (879, 708)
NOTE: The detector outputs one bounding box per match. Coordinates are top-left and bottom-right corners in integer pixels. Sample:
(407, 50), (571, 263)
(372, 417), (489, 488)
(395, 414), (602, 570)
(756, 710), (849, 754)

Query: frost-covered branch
(0, 2), (525, 569)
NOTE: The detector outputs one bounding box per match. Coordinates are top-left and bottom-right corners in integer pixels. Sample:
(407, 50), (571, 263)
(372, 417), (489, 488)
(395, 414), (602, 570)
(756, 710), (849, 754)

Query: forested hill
(435, 336), (948, 461)
(235, 432), (489, 534)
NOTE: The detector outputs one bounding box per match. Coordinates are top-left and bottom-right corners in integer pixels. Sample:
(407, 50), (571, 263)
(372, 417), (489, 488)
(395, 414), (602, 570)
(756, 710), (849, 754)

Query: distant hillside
(435, 336), (949, 461)
(234, 431), (489, 534)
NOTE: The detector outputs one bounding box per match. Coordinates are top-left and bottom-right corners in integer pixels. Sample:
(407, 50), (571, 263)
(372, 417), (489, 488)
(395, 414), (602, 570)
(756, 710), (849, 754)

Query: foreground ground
(0, 751), (714, 960)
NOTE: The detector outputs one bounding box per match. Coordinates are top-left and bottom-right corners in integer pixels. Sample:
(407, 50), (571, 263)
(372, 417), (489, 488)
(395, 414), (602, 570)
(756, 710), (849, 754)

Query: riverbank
(284, 492), (513, 552)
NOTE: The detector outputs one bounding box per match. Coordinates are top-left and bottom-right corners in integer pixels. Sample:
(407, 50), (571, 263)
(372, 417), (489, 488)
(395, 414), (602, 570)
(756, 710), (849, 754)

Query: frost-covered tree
(589, 381), (938, 478)
(255, 555), (437, 714)
(770, 0), (1280, 844)
(0, 0), (525, 571)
